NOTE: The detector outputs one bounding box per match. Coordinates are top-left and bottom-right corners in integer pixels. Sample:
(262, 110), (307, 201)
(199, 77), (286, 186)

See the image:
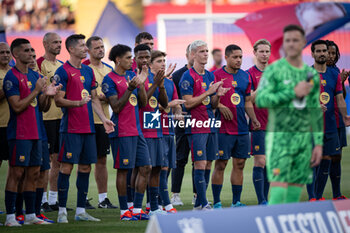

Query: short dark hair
(283, 24), (305, 36)
(225, 44), (242, 56)
(86, 36), (102, 49)
(135, 32), (153, 44)
(326, 40), (340, 64)
(10, 38), (30, 54)
(151, 50), (166, 63)
(108, 44), (131, 62)
(65, 34), (85, 52)
(211, 48), (221, 55)
(134, 44), (151, 56)
(311, 40), (327, 53)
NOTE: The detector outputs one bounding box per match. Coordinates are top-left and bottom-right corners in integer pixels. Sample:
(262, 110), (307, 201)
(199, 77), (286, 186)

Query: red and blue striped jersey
(247, 65), (268, 131)
(318, 67), (342, 133)
(214, 66), (251, 135)
(102, 70), (142, 137)
(179, 68), (216, 134)
(3, 67), (44, 140)
(161, 78), (178, 136)
(139, 71), (163, 138)
(55, 61), (97, 134)
(329, 66), (345, 128)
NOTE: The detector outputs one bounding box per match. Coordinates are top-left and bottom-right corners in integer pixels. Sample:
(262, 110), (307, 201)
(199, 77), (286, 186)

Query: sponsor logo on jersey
(149, 96), (158, 109)
(81, 89), (89, 99)
(202, 96), (210, 105)
(129, 94), (137, 106)
(231, 93), (241, 105)
(30, 98), (37, 107)
(320, 92), (330, 104)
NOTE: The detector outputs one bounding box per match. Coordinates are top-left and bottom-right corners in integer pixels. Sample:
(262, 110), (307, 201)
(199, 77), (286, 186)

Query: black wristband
(128, 86), (135, 91)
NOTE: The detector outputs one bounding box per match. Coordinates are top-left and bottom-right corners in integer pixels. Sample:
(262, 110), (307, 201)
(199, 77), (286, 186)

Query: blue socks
(5, 191), (17, 214)
(118, 195), (128, 211)
(133, 192), (144, 209)
(194, 169), (207, 207)
(253, 166), (265, 204)
(232, 185), (242, 204)
(330, 160), (341, 198)
(15, 192), (23, 216)
(315, 159), (331, 199)
(306, 167), (317, 200)
(212, 184), (222, 205)
(159, 170), (170, 207)
(23, 191), (36, 215)
(58, 172), (70, 207)
(35, 188), (44, 215)
(150, 187), (159, 211)
(263, 167), (270, 201)
(204, 169), (211, 190)
(76, 172), (90, 208)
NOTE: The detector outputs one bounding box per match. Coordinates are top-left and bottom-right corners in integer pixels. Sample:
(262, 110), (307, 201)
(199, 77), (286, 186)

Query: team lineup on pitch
(0, 24), (349, 229)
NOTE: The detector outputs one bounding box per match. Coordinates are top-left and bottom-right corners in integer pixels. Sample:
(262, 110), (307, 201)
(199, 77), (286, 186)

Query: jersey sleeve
(3, 72), (20, 98)
(101, 75), (117, 98)
(172, 83), (179, 100)
(335, 74), (343, 95)
(308, 69), (323, 146)
(179, 71), (194, 96)
(55, 66), (68, 92)
(256, 64), (296, 108)
(245, 74), (252, 96)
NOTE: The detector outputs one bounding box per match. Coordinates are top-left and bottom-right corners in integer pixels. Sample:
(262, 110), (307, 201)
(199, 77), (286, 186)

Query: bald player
(36, 32), (64, 211)
(0, 42), (11, 169)
(83, 36), (117, 209)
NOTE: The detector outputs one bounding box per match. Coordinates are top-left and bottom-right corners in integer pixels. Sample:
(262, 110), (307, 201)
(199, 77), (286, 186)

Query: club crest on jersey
(81, 89), (89, 99)
(202, 96), (210, 105)
(201, 82), (207, 89)
(123, 159), (129, 165)
(219, 150), (224, 156)
(231, 93), (241, 105)
(27, 81), (32, 89)
(320, 92), (330, 104)
(66, 152), (72, 159)
(197, 150), (203, 156)
(232, 81), (237, 87)
(149, 96), (158, 109)
(255, 145), (260, 151)
(129, 94), (138, 106)
(4, 80), (13, 91)
(273, 168), (280, 176)
(19, 155), (25, 162)
(181, 80), (190, 90)
(321, 80), (327, 86)
(80, 76), (85, 83)
(30, 98), (37, 107)
(148, 83), (152, 88)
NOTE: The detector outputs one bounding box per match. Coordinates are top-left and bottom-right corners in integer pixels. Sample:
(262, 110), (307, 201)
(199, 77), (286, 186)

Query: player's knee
(78, 164), (91, 173)
(215, 160), (227, 171)
(60, 163), (73, 174)
(10, 167), (25, 182)
(139, 165), (152, 177)
(97, 156), (107, 165)
(235, 160), (246, 170)
(332, 154), (342, 162)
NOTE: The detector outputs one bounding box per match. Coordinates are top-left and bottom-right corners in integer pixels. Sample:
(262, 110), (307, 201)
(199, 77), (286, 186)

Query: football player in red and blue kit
(136, 44), (169, 216)
(211, 44), (260, 208)
(307, 40), (350, 201)
(150, 50), (182, 213)
(247, 39), (271, 205)
(102, 44), (151, 221)
(4, 38), (60, 227)
(179, 40), (227, 210)
(54, 34), (115, 223)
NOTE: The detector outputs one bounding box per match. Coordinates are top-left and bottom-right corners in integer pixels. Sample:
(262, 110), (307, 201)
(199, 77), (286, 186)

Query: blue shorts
(8, 140), (42, 167)
(323, 132), (341, 156)
(58, 133), (97, 164)
(338, 127), (347, 148)
(145, 137), (164, 167)
(162, 135), (176, 168)
(188, 133), (218, 162)
(40, 140), (51, 171)
(251, 130), (266, 156)
(111, 135), (151, 169)
(217, 134), (250, 160)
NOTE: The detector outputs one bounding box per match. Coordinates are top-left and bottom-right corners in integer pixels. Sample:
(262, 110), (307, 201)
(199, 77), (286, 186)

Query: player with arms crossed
(256, 25), (323, 204)
(54, 34), (114, 223)
(247, 39), (271, 205)
(211, 44), (259, 208)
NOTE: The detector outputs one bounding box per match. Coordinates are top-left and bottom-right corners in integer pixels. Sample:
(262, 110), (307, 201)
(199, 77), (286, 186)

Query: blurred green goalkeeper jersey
(256, 58), (323, 146)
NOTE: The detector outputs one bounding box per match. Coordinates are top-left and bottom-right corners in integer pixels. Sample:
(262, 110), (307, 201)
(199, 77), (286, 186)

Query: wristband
(128, 86), (135, 91)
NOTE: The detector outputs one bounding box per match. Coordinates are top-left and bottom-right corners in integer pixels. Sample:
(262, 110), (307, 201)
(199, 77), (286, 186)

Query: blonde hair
(253, 39), (271, 51)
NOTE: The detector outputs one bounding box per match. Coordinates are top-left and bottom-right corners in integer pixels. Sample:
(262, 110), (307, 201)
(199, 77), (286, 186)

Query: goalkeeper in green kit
(256, 25), (323, 205)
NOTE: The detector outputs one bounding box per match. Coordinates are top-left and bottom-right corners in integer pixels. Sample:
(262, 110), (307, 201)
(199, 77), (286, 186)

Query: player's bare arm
(245, 95), (260, 130)
(38, 78), (62, 112)
(136, 65), (148, 108)
(54, 90), (91, 108)
(218, 103), (233, 121)
(108, 78), (139, 114)
(211, 83), (229, 109)
(335, 93), (350, 126)
(91, 89), (115, 133)
(7, 76), (46, 113)
(147, 70), (164, 100)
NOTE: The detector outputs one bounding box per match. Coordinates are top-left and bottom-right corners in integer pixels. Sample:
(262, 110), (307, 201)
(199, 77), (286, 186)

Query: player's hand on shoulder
(294, 81), (312, 98)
